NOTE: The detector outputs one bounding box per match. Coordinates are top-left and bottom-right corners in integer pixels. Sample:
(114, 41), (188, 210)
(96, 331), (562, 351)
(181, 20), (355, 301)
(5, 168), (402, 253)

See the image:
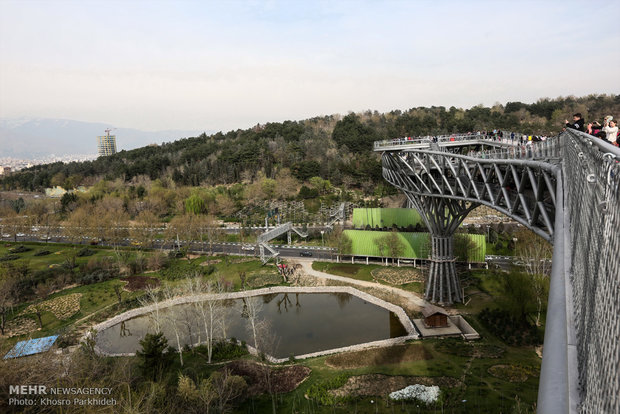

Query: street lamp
(320, 230), (324, 246)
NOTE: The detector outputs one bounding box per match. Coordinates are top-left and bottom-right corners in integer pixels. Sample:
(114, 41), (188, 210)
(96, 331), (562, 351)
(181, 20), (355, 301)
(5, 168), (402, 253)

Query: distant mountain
(0, 117), (208, 158)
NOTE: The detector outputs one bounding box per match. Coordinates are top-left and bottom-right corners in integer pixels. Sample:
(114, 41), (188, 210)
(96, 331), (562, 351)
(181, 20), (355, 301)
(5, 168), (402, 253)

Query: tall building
(97, 129), (117, 156)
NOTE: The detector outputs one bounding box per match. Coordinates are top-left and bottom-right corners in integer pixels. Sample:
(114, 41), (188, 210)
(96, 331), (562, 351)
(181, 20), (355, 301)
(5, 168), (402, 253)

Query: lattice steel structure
(375, 130), (620, 413)
(378, 134), (560, 303)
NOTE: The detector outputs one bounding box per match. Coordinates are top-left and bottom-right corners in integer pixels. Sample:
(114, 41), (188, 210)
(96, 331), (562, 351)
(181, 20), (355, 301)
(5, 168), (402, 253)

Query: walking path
(297, 260), (428, 308)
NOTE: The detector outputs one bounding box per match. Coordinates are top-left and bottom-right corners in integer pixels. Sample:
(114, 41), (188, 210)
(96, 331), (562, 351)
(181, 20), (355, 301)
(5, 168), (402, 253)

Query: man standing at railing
(565, 113), (585, 132)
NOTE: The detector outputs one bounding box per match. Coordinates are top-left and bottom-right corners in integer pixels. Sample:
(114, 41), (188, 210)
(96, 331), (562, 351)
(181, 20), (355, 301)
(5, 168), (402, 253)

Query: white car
(16, 233), (26, 237)
(241, 245), (255, 251)
(1, 233), (10, 238)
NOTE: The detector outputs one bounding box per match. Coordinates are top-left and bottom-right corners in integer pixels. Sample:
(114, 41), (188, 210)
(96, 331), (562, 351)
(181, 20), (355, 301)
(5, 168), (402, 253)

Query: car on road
(241, 245), (255, 251)
(16, 233), (25, 237)
(299, 251), (313, 257)
(1, 233), (10, 238)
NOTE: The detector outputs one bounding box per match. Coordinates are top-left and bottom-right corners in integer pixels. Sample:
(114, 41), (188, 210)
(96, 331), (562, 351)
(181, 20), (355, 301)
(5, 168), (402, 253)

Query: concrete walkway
(297, 260), (428, 308)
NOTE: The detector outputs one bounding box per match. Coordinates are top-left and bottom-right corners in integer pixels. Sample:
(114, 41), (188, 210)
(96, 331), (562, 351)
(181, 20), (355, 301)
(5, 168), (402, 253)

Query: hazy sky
(1, 0), (619, 132)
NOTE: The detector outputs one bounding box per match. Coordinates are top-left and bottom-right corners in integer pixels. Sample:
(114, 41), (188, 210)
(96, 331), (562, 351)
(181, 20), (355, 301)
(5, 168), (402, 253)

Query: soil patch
(330, 374), (461, 397)
(488, 364), (537, 382)
(371, 268), (424, 285)
(328, 264), (360, 276)
(325, 344), (432, 369)
(120, 275), (161, 291)
(200, 259), (222, 266)
(246, 271), (283, 288)
(224, 360), (311, 396)
(434, 341), (505, 358)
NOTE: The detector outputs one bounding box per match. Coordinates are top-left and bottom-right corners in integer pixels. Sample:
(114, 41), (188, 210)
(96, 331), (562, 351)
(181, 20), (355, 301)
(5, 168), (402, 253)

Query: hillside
(1, 94), (618, 193)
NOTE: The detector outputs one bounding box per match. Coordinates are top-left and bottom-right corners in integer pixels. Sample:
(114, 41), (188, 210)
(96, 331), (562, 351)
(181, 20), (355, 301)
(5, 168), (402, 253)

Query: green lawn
(352, 208), (425, 229)
(343, 230), (486, 262)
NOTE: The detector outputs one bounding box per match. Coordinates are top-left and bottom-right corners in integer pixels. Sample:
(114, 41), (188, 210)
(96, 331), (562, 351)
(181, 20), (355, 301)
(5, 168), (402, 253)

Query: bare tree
(243, 296), (264, 352)
(186, 276), (224, 363)
(163, 287), (184, 366)
(138, 285), (164, 333)
(515, 230), (552, 326)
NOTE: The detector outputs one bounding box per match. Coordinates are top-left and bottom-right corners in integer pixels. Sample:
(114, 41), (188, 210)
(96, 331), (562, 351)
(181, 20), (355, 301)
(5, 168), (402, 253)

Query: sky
(1, 0), (619, 133)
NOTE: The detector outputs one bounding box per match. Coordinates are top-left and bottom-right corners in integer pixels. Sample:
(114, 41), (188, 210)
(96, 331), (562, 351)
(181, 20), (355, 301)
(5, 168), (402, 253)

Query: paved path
(297, 260), (428, 308)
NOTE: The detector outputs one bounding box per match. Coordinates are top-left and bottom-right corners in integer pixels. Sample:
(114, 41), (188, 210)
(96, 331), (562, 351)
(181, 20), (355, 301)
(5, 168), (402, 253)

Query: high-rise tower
(97, 129), (117, 156)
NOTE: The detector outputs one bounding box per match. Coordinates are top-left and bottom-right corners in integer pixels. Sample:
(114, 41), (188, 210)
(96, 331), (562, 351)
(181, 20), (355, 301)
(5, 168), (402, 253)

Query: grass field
(344, 230), (486, 262)
(352, 208), (424, 229)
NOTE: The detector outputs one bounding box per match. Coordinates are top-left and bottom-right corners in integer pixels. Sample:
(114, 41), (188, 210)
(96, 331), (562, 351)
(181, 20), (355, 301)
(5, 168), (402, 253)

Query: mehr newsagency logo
(8, 385), (116, 407)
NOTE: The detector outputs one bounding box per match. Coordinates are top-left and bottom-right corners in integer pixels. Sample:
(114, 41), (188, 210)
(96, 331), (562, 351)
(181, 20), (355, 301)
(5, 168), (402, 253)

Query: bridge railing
(373, 133), (488, 149)
(539, 129), (620, 414)
(466, 136), (562, 160)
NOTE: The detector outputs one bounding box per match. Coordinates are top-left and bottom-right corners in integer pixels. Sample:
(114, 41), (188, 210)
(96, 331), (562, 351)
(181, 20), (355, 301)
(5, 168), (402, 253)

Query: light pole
(320, 230), (324, 246)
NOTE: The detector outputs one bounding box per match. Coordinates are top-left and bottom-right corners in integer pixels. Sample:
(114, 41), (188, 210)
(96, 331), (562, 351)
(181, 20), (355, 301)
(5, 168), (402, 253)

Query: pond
(95, 292), (408, 359)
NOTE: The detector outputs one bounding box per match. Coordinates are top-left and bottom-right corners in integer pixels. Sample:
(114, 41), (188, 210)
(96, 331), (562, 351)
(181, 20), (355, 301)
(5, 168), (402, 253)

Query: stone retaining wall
(88, 286), (419, 360)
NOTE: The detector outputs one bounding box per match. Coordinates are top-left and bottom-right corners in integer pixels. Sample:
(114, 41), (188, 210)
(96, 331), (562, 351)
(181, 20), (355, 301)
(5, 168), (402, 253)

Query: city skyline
(1, 0), (619, 135)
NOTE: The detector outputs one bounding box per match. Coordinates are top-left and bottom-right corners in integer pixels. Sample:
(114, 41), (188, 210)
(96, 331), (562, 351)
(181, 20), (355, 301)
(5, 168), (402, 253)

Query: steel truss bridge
(375, 131), (619, 413)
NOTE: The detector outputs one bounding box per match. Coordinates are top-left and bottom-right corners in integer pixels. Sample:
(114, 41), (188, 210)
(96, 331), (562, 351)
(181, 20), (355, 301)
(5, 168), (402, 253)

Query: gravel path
(298, 260), (429, 308)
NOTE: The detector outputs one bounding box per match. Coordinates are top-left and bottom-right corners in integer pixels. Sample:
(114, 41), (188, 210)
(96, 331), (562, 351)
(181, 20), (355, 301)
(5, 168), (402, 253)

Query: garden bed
(371, 267), (424, 285)
(120, 275), (161, 291)
(330, 374), (460, 398)
(224, 360), (311, 396)
(23, 293), (82, 320)
(325, 343), (432, 369)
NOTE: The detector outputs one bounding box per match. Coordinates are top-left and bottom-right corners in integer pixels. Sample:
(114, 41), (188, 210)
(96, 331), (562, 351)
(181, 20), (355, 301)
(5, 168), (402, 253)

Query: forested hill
(2, 94), (618, 192)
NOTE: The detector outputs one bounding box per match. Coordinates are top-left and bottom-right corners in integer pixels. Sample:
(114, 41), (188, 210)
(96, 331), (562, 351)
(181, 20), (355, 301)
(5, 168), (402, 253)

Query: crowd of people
(565, 113), (619, 146)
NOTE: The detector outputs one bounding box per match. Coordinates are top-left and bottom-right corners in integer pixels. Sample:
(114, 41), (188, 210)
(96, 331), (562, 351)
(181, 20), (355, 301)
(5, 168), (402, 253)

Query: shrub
(147, 252), (168, 271)
(80, 269), (117, 285)
(9, 245), (31, 254)
(0, 254), (19, 262)
(306, 374), (349, 406)
(479, 308), (542, 346)
(76, 248), (95, 257)
(34, 250), (52, 256)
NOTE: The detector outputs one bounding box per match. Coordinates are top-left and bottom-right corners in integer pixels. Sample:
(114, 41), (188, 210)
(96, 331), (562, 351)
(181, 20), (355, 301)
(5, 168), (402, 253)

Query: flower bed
(371, 268), (424, 285)
(389, 384), (441, 403)
(24, 293), (82, 320)
(5, 317), (38, 337)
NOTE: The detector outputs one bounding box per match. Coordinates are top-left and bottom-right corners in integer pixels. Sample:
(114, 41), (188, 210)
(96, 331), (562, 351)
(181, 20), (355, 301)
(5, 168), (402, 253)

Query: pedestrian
(603, 119), (618, 145)
(565, 113), (585, 131)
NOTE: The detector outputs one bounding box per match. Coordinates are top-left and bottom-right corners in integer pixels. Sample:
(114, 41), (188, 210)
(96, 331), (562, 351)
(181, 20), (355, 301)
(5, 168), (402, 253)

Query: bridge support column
(407, 196), (476, 305)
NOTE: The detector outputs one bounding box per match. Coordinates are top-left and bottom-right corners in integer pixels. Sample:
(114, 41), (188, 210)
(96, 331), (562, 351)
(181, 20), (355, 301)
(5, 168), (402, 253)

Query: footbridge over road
(375, 130), (619, 413)
(256, 222), (308, 264)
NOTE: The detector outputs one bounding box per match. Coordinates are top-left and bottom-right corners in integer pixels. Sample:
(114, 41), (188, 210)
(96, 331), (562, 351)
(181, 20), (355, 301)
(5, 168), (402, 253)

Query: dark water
(96, 293), (407, 358)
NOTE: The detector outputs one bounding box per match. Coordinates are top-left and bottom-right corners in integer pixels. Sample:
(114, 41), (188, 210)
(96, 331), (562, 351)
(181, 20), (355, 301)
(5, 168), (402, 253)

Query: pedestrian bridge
(375, 130), (619, 413)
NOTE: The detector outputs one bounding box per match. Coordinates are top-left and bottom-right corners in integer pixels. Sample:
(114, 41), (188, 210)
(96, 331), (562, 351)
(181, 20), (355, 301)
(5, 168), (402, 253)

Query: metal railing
(375, 129), (620, 412)
(373, 131), (521, 150)
(541, 129), (620, 414)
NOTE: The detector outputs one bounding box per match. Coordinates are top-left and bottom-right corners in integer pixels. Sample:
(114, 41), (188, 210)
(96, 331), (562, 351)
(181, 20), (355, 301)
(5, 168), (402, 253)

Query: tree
(186, 277), (224, 363)
(177, 369), (247, 414)
(185, 194), (206, 215)
(384, 230), (405, 264)
(0, 273), (17, 336)
(328, 227), (352, 260)
(136, 332), (173, 381)
(500, 271), (537, 323)
(515, 230), (552, 325)
(374, 234), (389, 264)
(138, 286), (164, 332)
(332, 113), (375, 152)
